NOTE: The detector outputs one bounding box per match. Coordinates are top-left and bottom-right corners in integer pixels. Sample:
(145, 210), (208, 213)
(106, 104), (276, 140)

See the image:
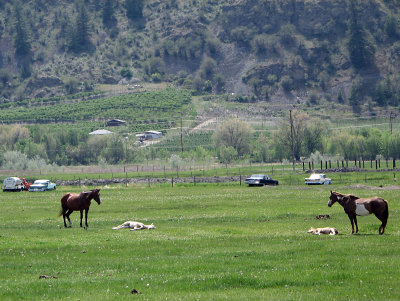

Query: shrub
(120, 67), (133, 78)
(280, 75), (294, 92)
(63, 77), (80, 94)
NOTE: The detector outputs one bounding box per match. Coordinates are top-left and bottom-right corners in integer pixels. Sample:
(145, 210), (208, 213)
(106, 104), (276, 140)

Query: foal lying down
(112, 221), (155, 231)
(307, 227), (338, 235)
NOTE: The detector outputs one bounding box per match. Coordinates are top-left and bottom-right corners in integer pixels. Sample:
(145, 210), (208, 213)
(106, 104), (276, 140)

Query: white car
(28, 180), (56, 192)
(305, 173), (332, 185)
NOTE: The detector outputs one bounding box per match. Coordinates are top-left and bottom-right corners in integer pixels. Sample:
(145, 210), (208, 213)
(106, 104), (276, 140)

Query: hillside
(1, 0), (400, 111)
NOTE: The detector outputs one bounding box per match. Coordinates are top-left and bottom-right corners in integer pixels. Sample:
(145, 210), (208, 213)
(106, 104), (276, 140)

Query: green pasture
(0, 182), (399, 300)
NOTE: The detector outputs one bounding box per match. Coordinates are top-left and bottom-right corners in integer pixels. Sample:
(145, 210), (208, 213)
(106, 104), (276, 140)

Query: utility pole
(180, 112), (184, 153)
(289, 110), (295, 171)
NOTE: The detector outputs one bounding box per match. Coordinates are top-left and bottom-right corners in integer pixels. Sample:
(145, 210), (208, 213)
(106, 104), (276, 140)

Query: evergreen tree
(67, 4), (91, 52)
(125, 0), (144, 20)
(349, 83), (361, 113)
(75, 3), (90, 49)
(347, 1), (374, 69)
(337, 88), (345, 103)
(384, 14), (398, 39)
(102, 0), (115, 25)
(13, 2), (31, 56)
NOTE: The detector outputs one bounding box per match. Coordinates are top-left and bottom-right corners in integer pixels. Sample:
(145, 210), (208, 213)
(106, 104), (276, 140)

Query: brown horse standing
(328, 191), (388, 235)
(58, 189), (101, 229)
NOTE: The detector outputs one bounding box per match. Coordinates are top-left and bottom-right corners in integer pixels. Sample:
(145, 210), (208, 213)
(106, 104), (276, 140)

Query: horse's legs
(80, 210), (83, 228)
(376, 209), (388, 235)
(348, 214), (355, 234)
(380, 210), (388, 234)
(353, 215), (359, 233)
(65, 209), (73, 227)
(84, 209), (89, 229)
(62, 209), (67, 228)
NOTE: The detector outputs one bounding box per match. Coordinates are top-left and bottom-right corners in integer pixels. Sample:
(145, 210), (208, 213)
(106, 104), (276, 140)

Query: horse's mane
(345, 194), (359, 201)
(332, 191), (359, 200)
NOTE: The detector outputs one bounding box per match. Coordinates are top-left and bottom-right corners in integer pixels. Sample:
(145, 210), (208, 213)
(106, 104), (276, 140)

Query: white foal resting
(112, 221), (155, 231)
(307, 227), (338, 235)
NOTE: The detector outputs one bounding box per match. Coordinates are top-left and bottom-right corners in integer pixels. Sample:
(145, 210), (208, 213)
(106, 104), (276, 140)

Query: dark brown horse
(328, 191), (388, 235)
(58, 189), (101, 229)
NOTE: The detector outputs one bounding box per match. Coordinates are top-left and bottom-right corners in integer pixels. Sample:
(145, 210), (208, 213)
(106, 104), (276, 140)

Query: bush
(280, 75), (294, 92)
(63, 77), (80, 94)
(151, 72), (162, 82)
(120, 67), (133, 78)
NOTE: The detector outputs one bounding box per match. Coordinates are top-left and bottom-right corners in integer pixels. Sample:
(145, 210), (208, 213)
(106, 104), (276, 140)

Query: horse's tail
(57, 207), (63, 217)
(379, 200), (389, 234)
(383, 201), (389, 222)
(58, 193), (70, 217)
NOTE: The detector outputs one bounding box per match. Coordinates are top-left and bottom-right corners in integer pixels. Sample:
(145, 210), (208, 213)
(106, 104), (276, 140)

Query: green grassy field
(0, 182), (399, 300)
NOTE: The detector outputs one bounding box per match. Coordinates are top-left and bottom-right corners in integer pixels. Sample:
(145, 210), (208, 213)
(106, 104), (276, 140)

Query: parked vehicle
(244, 174), (279, 186)
(19, 178), (32, 190)
(28, 180), (56, 192)
(305, 173), (332, 185)
(2, 177), (26, 192)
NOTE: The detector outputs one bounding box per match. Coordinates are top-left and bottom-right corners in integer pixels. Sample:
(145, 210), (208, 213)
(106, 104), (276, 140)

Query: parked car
(244, 174), (279, 186)
(2, 177), (31, 192)
(28, 180), (56, 192)
(305, 173), (332, 185)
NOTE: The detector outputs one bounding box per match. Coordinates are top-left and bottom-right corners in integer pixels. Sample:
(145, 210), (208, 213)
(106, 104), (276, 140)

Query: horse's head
(92, 189), (101, 205)
(328, 191), (340, 207)
(307, 227), (316, 233)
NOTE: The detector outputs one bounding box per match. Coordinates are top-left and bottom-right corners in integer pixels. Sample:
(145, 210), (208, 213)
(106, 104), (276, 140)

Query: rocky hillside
(1, 0), (400, 111)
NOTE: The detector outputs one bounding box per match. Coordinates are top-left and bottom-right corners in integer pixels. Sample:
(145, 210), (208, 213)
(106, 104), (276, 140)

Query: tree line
(1, 114), (400, 169)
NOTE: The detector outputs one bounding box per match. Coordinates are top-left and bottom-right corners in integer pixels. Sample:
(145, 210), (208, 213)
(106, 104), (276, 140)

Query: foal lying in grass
(112, 221), (155, 231)
(307, 227), (338, 235)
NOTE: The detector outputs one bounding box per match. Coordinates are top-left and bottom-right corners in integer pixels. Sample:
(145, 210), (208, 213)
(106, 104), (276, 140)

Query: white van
(2, 177), (25, 192)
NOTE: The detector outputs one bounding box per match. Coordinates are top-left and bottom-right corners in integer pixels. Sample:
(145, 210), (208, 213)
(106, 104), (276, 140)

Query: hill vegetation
(1, 0), (400, 110)
(2, 1), (400, 169)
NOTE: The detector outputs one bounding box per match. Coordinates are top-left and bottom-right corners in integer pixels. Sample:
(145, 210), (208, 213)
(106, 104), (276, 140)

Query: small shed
(89, 129), (114, 135)
(106, 119), (126, 126)
(145, 131), (163, 139)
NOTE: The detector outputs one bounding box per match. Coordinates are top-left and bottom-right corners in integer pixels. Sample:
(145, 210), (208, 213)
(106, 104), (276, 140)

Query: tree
(67, 4), (90, 52)
(384, 14), (398, 39)
(218, 146), (238, 165)
(274, 110), (312, 161)
(199, 57), (216, 80)
(13, 2), (31, 56)
(252, 134), (271, 162)
(303, 119), (325, 155)
(347, 1), (374, 69)
(349, 83), (360, 112)
(125, 0), (144, 20)
(102, 0), (115, 26)
(75, 3), (90, 49)
(337, 88), (345, 103)
(213, 119), (253, 156)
